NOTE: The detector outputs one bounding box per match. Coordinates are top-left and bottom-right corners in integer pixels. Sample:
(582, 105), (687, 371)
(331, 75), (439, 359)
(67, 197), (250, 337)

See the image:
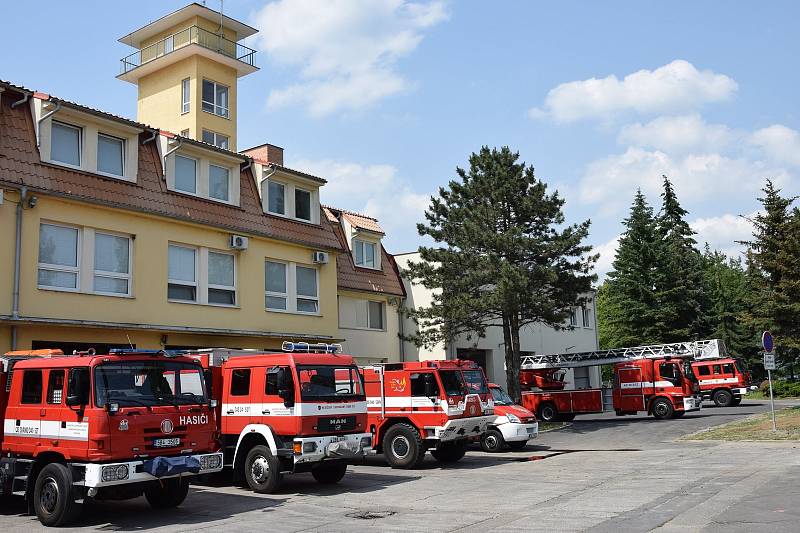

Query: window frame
(174, 154), (199, 195)
(207, 250), (237, 307)
(294, 187), (312, 222)
(202, 129), (230, 150)
(93, 231), (132, 297)
(201, 79), (230, 119)
(367, 300), (384, 330)
(569, 308), (578, 327)
(50, 120), (83, 169)
(295, 264), (319, 314)
(266, 179), (286, 216)
(167, 244), (198, 303)
(181, 78), (190, 114)
(353, 239), (378, 269)
(582, 306), (592, 328)
(37, 222), (81, 292)
(96, 132), (126, 179)
(208, 163), (231, 202)
(265, 259), (289, 311)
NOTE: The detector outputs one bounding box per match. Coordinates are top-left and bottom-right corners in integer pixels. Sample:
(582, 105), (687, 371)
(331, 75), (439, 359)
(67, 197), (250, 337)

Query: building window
(94, 232), (131, 295)
(209, 164), (230, 202)
(97, 133), (124, 177)
(208, 251), (236, 306)
(202, 129), (229, 149)
(168, 245), (197, 302)
(51, 121), (81, 167)
(295, 188), (311, 221)
(339, 297), (385, 330)
(267, 180), (285, 215)
(265, 260), (288, 310)
(38, 223), (80, 290)
(582, 306), (592, 328)
(180, 129), (190, 137)
(181, 78), (190, 114)
(354, 239), (377, 268)
(174, 155), (197, 194)
(569, 308), (577, 327)
(368, 300), (384, 329)
(202, 79), (229, 118)
(296, 266), (319, 313)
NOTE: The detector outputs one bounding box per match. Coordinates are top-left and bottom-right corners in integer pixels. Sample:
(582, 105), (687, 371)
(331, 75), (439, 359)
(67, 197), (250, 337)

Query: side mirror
(209, 399), (218, 409)
(423, 375), (436, 398)
(275, 368), (294, 407)
(66, 395), (82, 407)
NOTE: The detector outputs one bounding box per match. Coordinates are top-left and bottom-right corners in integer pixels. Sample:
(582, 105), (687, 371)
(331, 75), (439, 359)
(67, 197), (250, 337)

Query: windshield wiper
(159, 393), (205, 406)
(106, 396), (154, 410)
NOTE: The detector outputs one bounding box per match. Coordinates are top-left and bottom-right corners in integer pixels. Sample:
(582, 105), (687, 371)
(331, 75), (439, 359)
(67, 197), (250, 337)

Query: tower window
(202, 79), (229, 118)
(181, 78), (190, 114)
(202, 129), (229, 149)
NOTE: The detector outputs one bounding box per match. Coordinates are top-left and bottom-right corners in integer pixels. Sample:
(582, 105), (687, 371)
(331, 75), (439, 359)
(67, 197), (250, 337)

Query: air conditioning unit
(312, 251), (329, 264)
(229, 234), (249, 250)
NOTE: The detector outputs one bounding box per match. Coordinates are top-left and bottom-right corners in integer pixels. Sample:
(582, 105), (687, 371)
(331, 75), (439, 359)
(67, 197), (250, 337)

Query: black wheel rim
(391, 436), (411, 459)
(542, 406), (555, 420)
(485, 434), (499, 450)
(655, 402), (669, 416)
(40, 476), (59, 514)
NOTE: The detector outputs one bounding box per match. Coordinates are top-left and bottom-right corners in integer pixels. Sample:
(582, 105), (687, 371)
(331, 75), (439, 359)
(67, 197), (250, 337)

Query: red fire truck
(0, 349), (223, 527)
(518, 340), (722, 421)
(186, 343), (372, 493)
(361, 360), (495, 468)
(691, 358), (753, 407)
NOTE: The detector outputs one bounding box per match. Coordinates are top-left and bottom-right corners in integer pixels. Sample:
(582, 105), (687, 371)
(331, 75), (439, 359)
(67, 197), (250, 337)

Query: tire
(33, 463), (82, 527)
(480, 429), (505, 453)
(431, 440), (467, 463)
(383, 423), (425, 469)
(713, 389), (734, 407)
(244, 445), (283, 493)
(311, 462), (347, 484)
(673, 411), (686, 418)
(730, 397), (742, 406)
(559, 413), (576, 422)
(507, 440), (528, 451)
(537, 402), (558, 422)
(144, 477), (190, 508)
(651, 397), (675, 420)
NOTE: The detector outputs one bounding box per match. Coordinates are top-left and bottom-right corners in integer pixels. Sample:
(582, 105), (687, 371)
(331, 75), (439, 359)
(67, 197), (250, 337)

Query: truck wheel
(431, 440), (467, 463)
(559, 413), (576, 422)
(713, 389), (734, 407)
(33, 463), (82, 527)
(311, 462), (347, 484)
(383, 423), (425, 469)
(537, 402), (558, 422)
(244, 445), (283, 493)
(144, 477), (190, 508)
(507, 440), (528, 451)
(672, 411), (686, 418)
(730, 397), (742, 406)
(651, 398), (674, 420)
(480, 429), (505, 453)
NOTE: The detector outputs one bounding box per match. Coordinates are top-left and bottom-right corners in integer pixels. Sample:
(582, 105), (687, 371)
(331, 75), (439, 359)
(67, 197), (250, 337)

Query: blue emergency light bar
(281, 341), (342, 354)
(107, 349), (187, 358)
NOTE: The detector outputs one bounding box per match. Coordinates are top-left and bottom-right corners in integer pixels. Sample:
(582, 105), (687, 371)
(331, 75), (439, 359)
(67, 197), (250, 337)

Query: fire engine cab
(186, 343), (372, 493)
(691, 358), (753, 407)
(362, 360), (495, 468)
(0, 349), (223, 527)
(518, 340), (722, 421)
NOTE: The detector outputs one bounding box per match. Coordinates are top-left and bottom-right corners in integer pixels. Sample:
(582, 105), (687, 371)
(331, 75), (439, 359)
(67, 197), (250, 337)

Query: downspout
(11, 186), (28, 350)
(241, 156), (252, 173)
(10, 91), (29, 109)
(162, 138), (183, 177)
(397, 297), (405, 362)
(36, 100), (62, 148)
(142, 128), (158, 145)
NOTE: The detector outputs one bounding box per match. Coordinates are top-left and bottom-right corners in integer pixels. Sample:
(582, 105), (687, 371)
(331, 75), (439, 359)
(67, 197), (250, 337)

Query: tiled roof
(324, 206), (385, 235)
(0, 84), (342, 252)
(323, 207), (405, 297)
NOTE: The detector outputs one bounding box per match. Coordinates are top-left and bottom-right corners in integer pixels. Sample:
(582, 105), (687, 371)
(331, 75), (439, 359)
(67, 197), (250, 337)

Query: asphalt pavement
(1, 398), (798, 532)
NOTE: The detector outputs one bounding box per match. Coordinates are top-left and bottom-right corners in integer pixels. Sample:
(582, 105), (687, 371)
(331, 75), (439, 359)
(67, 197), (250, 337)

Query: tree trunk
(502, 313), (520, 402)
(509, 312), (523, 403)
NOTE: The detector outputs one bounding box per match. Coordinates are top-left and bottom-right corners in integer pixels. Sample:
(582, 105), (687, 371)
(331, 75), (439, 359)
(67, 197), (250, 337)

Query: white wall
(395, 252), (601, 391)
(338, 292), (402, 365)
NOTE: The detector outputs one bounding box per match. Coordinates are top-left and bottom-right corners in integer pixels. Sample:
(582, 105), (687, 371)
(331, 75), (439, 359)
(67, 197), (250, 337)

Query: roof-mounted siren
(312, 251), (329, 264)
(282, 341), (342, 354)
(229, 234), (249, 250)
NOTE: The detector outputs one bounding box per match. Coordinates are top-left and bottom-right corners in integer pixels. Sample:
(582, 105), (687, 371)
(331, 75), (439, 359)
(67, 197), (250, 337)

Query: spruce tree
(701, 247), (751, 358)
(405, 146), (597, 400)
(773, 208), (800, 376)
(600, 190), (662, 347)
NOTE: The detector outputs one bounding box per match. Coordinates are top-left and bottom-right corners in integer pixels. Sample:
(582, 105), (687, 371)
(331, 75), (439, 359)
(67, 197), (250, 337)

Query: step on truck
(0, 349), (223, 527)
(691, 357), (754, 407)
(186, 342), (372, 493)
(518, 340), (726, 421)
(362, 360), (495, 468)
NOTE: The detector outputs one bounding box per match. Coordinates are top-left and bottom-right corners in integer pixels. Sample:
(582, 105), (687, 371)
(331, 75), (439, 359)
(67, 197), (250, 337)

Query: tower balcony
(118, 25), (258, 83)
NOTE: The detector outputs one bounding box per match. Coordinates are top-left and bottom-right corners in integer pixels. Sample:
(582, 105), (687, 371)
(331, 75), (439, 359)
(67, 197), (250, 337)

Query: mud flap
(142, 456), (201, 478)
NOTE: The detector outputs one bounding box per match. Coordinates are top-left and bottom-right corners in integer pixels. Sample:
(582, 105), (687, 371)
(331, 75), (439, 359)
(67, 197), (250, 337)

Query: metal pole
(767, 369), (777, 431)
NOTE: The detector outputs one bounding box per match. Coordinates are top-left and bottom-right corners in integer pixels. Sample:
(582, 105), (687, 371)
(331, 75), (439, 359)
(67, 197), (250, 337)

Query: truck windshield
(734, 359), (747, 374)
(94, 361), (207, 407)
(490, 387), (513, 406)
(462, 370), (489, 394)
(683, 361), (698, 383)
(296, 365), (364, 401)
(439, 370), (464, 396)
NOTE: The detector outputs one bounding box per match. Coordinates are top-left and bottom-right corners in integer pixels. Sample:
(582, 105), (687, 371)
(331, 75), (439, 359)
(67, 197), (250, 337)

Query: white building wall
(338, 292), (402, 366)
(395, 252), (601, 391)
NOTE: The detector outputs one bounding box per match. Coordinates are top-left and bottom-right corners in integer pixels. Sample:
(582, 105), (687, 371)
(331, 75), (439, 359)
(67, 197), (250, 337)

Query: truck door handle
(226, 409), (235, 415)
(262, 409), (270, 415)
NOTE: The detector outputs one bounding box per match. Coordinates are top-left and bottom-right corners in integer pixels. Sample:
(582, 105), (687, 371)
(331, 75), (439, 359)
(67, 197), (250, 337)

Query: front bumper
(682, 396), (702, 412)
(732, 387), (748, 397)
(427, 415), (495, 442)
(81, 452), (223, 488)
(293, 433), (373, 464)
(498, 422), (539, 442)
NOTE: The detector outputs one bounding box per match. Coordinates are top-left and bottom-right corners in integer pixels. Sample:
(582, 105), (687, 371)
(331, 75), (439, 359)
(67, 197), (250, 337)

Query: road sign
(764, 352), (776, 370)
(762, 331), (774, 353)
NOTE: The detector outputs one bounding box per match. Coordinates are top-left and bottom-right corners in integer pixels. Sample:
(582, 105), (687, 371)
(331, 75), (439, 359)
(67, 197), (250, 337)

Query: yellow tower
(117, 3), (258, 151)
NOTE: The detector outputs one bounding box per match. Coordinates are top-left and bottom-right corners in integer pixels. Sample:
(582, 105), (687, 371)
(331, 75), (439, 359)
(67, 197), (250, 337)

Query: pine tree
(774, 207), (800, 376)
(700, 247), (751, 357)
(600, 190), (662, 347)
(655, 176), (712, 341)
(405, 146), (597, 400)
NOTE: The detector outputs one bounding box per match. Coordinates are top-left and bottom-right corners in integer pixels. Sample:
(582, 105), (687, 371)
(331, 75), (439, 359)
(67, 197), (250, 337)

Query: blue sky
(3, 1), (799, 274)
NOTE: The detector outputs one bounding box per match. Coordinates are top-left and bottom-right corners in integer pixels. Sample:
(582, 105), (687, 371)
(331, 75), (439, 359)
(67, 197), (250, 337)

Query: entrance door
(615, 366), (645, 411)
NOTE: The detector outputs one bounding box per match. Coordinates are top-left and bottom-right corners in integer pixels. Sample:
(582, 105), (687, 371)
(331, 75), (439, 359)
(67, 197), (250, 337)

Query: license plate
(317, 416), (356, 432)
(330, 435), (346, 443)
(153, 437), (180, 448)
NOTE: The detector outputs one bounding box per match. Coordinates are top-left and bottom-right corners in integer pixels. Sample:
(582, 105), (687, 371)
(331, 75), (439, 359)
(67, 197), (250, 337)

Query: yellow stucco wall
(1, 193), (338, 352)
(0, 189), (18, 317)
(337, 289), (401, 363)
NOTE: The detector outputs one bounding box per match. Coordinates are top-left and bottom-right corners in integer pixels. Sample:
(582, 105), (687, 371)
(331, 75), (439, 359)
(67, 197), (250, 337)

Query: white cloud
(593, 234), (621, 279)
(530, 60), (737, 123)
(252, 0), (448, 117)
(291, 158), (430, 252)
(691, 213), (755, 259)
(618, 114), (735, 155)
(750, 125), (800, 167)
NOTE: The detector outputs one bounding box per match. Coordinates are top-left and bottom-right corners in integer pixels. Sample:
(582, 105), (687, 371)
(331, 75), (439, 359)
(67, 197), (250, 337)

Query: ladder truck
(518, 340), (723, 421)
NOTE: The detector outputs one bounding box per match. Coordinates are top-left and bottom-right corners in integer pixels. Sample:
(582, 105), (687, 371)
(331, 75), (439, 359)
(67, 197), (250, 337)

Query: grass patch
(539, 422), (568, 432)
(685, 406), (800, 441)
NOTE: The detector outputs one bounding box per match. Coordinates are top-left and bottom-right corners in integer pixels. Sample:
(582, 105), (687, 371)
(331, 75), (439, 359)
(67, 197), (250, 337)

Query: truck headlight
(199, 454), (222, 470)
(360, 436), (372, 448)
(303, 442), (317, 453)
(101, 464), (129, 482)
(506, 413), (521, 423)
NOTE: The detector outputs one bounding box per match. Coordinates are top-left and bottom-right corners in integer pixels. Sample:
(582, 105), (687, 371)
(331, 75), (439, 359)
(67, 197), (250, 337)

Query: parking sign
(764, 352), (776, 370)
